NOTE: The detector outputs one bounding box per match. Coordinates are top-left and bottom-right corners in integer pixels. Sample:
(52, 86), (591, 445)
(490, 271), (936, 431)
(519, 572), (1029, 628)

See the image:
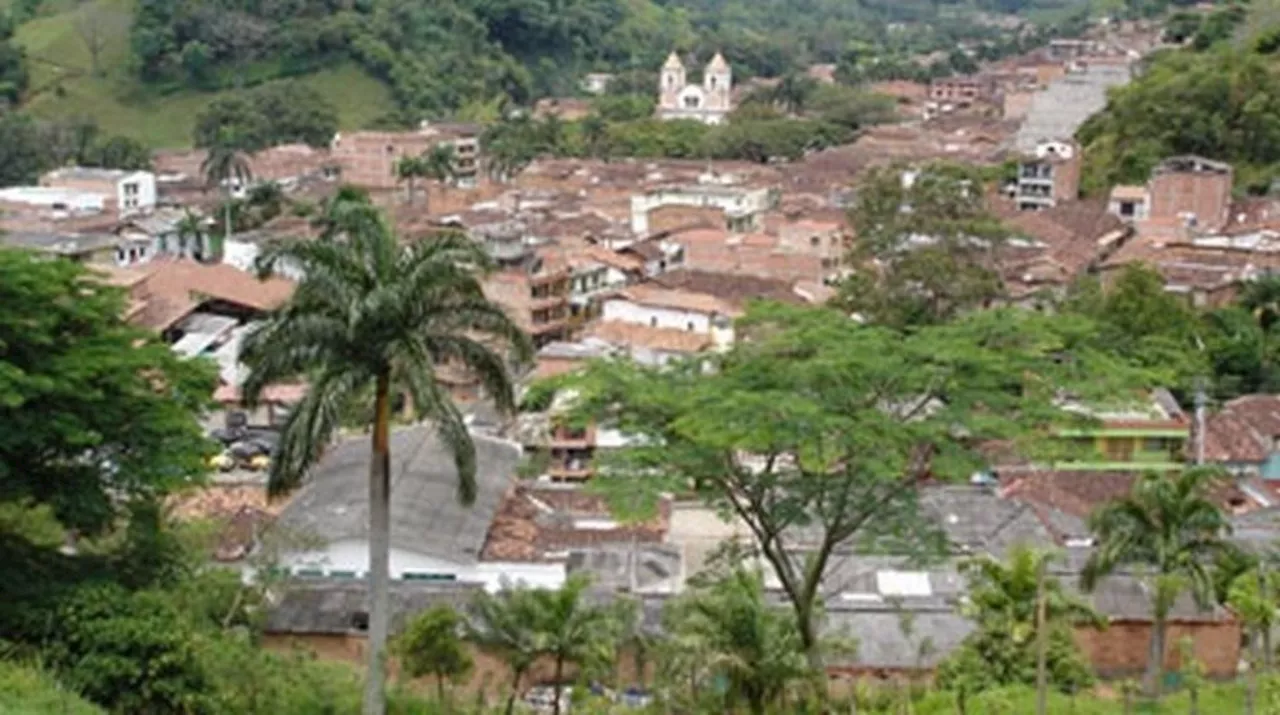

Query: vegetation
(560, 301), (1154, 671)
(1080, 468), (1235, 700)
(1079, 3), (1280, 194)
(193, 82), (339, 151)
(239, 193), (532, 714)
(836, 162), (1010, 326)
(393, 605), (474, 700)
(937, 547), (1101, 705)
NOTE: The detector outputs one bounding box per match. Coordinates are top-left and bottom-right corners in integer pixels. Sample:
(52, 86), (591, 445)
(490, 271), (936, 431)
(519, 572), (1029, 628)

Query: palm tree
(468, 586), (543, 715)
(173, 209), (205, 260)
(1081, 468), (1233, 699)
(527, 574), (623, 715)
(200, 140), (253, 261)
(664, 569), (809, 715)
(1228, 564), (1280, 713)
(394, 155), (428, 206)
(423, 144), (458, 188)
(239, 194), (533, 715)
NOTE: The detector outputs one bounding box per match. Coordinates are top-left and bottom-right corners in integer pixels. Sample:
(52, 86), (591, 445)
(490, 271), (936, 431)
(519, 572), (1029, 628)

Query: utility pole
(1035, 557), (1048, 715)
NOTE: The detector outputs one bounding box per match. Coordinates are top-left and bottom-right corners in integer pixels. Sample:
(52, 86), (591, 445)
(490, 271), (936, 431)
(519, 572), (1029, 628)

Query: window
(1119, 201), (1135, 217)
(686, 322), (695, 331)
(810, 236), (820, 247)
(683, 95), (701, 109)
(329, 570), (358, 579)
(650, 316), (658, 327)
(401, 572), (457, 582)
(294, 568), (324, 578)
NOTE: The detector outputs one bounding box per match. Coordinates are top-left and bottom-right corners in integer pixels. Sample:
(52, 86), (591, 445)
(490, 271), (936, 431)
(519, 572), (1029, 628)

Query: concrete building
(40, 167), (157, 216)
(330, 123), (481, 190)
(657, 52), (733, 125)
(484, 260), (571, 348)
(1, 230), (125, 265)
(600, 284), (738, 349)
(1107, 185), (1150, 222)
(630, 183), (778, 236)
(1147, 155), (1233, 232)
(1014, 139), (1081, 211)
(928, 76), (993, 106)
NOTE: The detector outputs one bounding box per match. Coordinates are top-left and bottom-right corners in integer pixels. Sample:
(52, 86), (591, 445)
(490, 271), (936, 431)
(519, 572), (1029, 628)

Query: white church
(657, 51), (733, 125)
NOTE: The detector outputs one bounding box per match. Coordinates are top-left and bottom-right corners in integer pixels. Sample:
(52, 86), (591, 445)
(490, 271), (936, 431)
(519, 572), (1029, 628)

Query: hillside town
(8, 3), (1280, 713)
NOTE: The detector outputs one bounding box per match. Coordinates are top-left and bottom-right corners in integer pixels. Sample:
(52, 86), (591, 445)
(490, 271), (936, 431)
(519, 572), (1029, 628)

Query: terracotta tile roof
(652, 268), (804, 306)
(137, 258), (295, 327)
(1002, 469), (1250, 520)
(1109, 185), (1147, 202)
(213, 383), (308, 405)
(584, 320), (713, 354)
(480, 484), (670, 562)
(1204, 395), (1280, 463)
(614, 283), (740, 316)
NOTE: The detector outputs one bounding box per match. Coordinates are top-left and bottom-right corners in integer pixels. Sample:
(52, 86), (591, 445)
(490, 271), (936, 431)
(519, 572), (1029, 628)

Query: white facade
(0, 187), (105, 213)
(601, 298), (734, 348)
(280, 539), (566, 592)
(657, 52), (732, 125)
(116, 171), (157, 216)
(630, 184), (775, 236)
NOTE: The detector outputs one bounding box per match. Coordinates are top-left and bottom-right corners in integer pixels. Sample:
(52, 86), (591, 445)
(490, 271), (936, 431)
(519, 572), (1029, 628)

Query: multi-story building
(484, 256), (571, 349)
(19, 167), (157, 217)
(1014, 140), (1081, 211)
(630, 183), (778, 236)
(330, 122), (481, 190)
(1054, 389), (1189, 471)
(1146, 155), (1233, 232)
(928, 76), (993, 106)
(657, 52), (733, 125)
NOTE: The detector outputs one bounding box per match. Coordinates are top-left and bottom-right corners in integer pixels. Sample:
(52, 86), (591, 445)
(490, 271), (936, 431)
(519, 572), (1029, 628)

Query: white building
(273, 427), (565, 592)
(630, 183), (777, 236)
(657, 51), (733, 125)
(601, 284), (737, 348)
(40, 167), (157, 216)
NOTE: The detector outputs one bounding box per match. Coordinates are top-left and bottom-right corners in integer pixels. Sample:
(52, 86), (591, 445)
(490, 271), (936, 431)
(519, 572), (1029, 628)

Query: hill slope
(13, 0), (395, 148)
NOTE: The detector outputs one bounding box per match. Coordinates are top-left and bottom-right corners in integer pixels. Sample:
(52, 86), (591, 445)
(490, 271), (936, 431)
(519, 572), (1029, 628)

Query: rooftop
(0, 230), (120, 255)
(612, 284), (740, 316)
(43, 166), (142, 182)
(584, 320), (714, 354)
(276, 427), (520, 565)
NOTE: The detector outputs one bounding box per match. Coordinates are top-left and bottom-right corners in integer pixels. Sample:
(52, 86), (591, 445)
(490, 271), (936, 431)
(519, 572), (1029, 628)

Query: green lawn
(13, 0), (396, 148)
(0, 662), (103, 715)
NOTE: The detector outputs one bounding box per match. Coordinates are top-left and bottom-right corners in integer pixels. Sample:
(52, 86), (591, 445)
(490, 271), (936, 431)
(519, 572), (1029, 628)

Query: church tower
(703, 52), (732, 112)
(659, 52), (686, 111)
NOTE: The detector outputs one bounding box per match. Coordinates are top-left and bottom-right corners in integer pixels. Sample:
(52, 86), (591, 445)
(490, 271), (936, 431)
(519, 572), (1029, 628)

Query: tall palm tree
(239, 194), (533, 715)
(527, 574), (623, 715)
(1081, 468), (1233, 700)
(423, 144), (458, 188)
(201, 141), (253, 261)
(394, 155), (429, 207)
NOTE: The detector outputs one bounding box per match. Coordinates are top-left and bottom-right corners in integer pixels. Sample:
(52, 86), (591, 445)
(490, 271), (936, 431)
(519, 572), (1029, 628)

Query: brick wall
(1148, 169), (1233, 232)
(1073, 620), (1241, 679)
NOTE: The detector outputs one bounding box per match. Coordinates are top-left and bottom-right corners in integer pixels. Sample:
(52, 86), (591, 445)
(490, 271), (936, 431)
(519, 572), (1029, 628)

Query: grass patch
(13, 0), (396, 148)
(0, 661), (103, 715)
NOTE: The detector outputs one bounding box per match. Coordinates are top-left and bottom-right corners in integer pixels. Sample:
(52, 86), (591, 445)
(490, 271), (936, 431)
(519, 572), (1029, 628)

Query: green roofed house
(1055, 388), (1189, 471)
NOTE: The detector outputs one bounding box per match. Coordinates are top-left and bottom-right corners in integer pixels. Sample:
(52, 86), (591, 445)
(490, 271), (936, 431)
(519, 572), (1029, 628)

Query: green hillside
(12, 0), (394, 148)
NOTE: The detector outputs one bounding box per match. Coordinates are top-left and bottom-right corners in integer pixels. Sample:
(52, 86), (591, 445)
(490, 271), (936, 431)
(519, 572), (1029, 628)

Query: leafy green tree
(770, 73), (819, 115)
(664, 569), (809, 715)
(937, 547), (1100, 701)
(201, 138), (254, 259)
(48, 584), (215, 714)
(1063, 267), (1208, 389)
(423, 143), (459, 196)
(1081, 468), (1234, 699)
(0, 111), (54, 187)
(563, 302), (1151, 670)
(0, 249), (215, 536)
(240, 194), (531, 715)
(393, 605), (474, 700)
(836, 162), (1009, 326)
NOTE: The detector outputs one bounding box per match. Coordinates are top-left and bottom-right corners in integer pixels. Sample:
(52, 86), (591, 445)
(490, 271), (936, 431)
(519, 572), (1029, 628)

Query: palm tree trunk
(1034, 560), (1048, 715)
(1246, 631), (1259, 715)
(362, 373), (393, 715)
(552, 655), (565, 715)
(1145, 614), (1166, 699)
